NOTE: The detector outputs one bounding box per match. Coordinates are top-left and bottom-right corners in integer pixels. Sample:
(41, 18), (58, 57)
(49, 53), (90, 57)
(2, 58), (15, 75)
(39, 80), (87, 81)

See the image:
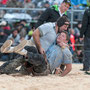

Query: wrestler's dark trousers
(0, 46), (47, 74)
(83, 37), (90, 71)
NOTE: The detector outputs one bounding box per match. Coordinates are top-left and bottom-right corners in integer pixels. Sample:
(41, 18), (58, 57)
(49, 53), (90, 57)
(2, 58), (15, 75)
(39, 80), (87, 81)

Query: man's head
(56, 31), (69, 44)
(60, 0), (71, 13)
(12, 28), (18, 37)
(56, 16), (70, 32)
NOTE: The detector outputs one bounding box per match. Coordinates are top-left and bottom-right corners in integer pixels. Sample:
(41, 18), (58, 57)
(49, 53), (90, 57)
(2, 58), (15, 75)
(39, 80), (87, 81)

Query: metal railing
(68, 8), (85, 28)
(0, 7), (85, 28)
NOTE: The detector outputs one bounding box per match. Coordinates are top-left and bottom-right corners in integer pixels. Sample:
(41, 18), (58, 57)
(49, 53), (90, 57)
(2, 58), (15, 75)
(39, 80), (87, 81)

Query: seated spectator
(43, 1), (50, 8)
(2, 23), (11, 36)
(16, 24), (27, 40)
(0, 0), (8, 7)
(7, 28), (20, 46)
(7, 0), (22, 8)
(26, 27), (34, 40)
(24, 0), (35, 8)
(0, 20), (11, 36)
(75, 38), (84, 63)
(19, 20), (30, 34)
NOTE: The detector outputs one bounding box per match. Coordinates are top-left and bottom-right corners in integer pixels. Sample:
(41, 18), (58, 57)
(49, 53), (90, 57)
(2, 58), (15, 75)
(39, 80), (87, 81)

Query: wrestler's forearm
(32, 29), (42, 49)
(60, 69), (71, 77)
(60, 64), (72, 77)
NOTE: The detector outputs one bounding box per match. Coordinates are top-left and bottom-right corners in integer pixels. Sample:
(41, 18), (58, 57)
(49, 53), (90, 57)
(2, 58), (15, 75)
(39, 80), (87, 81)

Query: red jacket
(1, 0), (8, 5)
(70, 34), (75, 51)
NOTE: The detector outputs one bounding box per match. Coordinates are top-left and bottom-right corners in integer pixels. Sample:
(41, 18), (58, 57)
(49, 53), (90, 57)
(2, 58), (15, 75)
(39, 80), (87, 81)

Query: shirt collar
(58, 7), (65, 16)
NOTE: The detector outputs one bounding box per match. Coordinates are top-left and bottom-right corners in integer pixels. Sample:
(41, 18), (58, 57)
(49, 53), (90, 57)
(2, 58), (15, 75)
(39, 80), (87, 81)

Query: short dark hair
(56, 16), (69, 27)
(63, 0), (71, 6)
(60, 31), (70, 41)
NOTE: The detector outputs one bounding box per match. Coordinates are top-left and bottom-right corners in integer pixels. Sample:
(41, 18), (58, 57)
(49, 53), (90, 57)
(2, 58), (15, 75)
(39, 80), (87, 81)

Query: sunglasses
(65, 23), (70, 26)
(65, 24), (69, 26)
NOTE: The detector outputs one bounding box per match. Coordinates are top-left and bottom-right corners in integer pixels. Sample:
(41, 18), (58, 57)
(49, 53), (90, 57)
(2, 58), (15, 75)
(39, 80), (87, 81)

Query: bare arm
(32, 28), (45, 54)
(32, 28), (41, 49)
(60, 64), (72, 77)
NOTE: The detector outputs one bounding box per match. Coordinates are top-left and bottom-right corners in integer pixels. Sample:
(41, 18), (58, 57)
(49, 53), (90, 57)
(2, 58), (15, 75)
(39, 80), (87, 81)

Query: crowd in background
(0, 0), (89, 8)
(0, 0), (89, 63)
(0, 0), (89, 20)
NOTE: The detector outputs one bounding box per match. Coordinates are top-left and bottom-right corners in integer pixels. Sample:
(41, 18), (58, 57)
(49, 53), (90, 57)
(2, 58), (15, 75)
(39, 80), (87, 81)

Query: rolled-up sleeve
(62, 48), (72, 64)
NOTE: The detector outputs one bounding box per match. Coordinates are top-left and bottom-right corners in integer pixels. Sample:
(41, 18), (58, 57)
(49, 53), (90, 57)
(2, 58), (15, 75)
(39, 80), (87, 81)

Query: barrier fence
(0, 7), (86, 28)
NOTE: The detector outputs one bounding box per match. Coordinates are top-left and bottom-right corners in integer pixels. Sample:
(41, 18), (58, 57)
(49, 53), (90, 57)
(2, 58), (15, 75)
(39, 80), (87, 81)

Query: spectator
(74, 21), (82, 40)
(16, 24), (27, 40)
(2, 23), (11, 36)
(26, 27), (34, 40)
(24, 0), (35, 8)
(43, 1), (50, 8)
(69, 29), (75, 53)
(0, 10), (6, 18)
(0, 0), (8, 7)
(71, 0), (80, 9)
(19, 20), (30, 34)
(80, 7), (90, 74)
(35, 0), (71, 29)
(7, 0), (22, 8)
(79, 0), (87, 9)
(7, 28), (20, 46)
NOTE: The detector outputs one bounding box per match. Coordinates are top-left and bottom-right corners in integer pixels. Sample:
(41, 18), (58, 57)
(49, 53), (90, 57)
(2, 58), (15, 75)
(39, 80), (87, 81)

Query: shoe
(0, 40), (13, 53)
(80, 69), (85, 71)
(85, 71), (90, 75)
(80, 67), (90, 71)
(14, 39), (27, 53)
